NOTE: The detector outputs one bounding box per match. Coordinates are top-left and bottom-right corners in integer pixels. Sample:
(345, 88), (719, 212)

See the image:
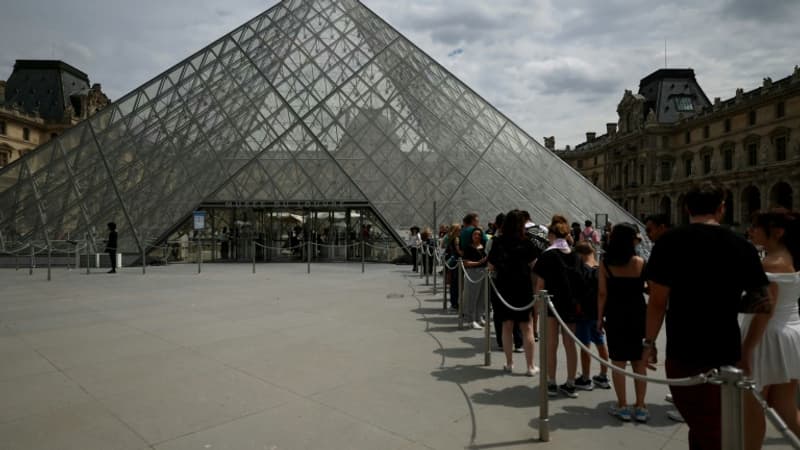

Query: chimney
(544, 136), (555, 150)
(586, 132), (596, 143)
(606, 123), (616, 137)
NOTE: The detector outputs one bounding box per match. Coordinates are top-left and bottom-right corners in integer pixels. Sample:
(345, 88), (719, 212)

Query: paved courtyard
(0, 263), (792, 449)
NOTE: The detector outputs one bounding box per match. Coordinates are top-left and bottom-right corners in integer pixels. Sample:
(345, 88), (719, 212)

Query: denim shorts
(575, 319), (605, 346)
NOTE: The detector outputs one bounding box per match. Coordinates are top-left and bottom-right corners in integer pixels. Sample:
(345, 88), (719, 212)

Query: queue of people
(418, 182), (800, 449)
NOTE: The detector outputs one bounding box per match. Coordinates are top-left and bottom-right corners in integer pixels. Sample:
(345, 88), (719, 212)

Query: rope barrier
(253, 242), (303, 251)
(312, 242), (361, 249)
(459, 261), (487, 284)
(747, 384), (800, 449)
(0, 243), (30, 255)
(543, 295), (713, 386)
(488, 277), (537, 312)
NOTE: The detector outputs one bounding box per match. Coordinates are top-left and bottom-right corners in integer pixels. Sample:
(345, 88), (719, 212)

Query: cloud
(0, 0), (797, 149)
(720, 0), (798, 21)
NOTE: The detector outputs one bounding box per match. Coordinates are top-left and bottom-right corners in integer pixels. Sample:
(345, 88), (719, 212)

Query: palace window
(747, 143), (758, 166)
(684, 157), (693, 177)
(639, 164), (645, 185)
(703, 125), (710, 139)
(776, 136), (787, 161)
(0, 121), (6, 135)
(724, 118), (731, 133)
(660, 160), (672, 182)
(723, 147), (734, 171)
(703, 153), (712, 175)
(577, 159), (583, 169)
(777, 101), (786, 118)
(675, 96), (694, 112)
(748, 110), (757, 126)
(685, 131), (691, 144)
(23, 128), (30, 141)
(0, 150), (8, 166)
(594, 155), (598, 165)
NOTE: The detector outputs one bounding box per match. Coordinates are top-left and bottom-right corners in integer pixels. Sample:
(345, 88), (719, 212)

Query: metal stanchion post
(307, 239), (311, 274)
(197, 239), (202, 274)
(85, 233), (90, 275)
(252, 241), (256, 274)
(75, 242), (80, 270)
(361, 240), (365, 273)
(433, 246), (438, 295)
(458, 259), (464, 329)
(419, 247), (423, 279)
(29, 243), (34, 276)
(484, 268), (490, 366)
(442, 260), (448, 312)
(425, 246), (430, 286)
(538, 291), (550, 442)
(720, 366), (746, 450)
(47, 245), (52, 281)
(15, 247), (19, 271)
(142, 242), (146, 275)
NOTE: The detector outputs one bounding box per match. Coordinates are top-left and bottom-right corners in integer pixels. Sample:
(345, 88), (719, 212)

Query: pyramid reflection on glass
(0, 0), (636, 253)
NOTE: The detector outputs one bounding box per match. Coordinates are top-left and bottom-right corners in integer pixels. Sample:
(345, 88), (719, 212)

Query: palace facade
(555, 66), (800, 230)
(0, 60), (108, 168)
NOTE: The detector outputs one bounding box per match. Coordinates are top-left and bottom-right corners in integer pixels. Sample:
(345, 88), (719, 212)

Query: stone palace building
(555, 66), (800, 230)
(0, 60), (108, 168)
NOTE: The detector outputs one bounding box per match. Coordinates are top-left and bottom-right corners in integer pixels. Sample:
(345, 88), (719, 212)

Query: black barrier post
(85, 233), (90, 275)
(29, 243), (34, 276)
(442, 262), (448, 311)
(432, 202), (437, 294)
(252, 241), (256, 274)
(361, 240), (365, 273)
(458, 259), (464, 330)
(484, 268), (490, 366)
(307, 239), (311, 274)
(538, 291), (550, 442)
(47, 244), (52, 281)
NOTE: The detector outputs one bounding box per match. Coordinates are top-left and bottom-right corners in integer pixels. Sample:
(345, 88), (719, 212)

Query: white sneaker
(526, 366), (540, 377)
(471, 321), (483, 330)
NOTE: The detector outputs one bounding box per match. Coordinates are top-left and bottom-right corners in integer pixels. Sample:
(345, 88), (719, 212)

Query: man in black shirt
(105, 222), (118, 274)
(644, 183), (771, 450)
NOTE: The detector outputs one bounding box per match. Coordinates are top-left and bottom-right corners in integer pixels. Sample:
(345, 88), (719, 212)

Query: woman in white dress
(742, 210), (800, 448)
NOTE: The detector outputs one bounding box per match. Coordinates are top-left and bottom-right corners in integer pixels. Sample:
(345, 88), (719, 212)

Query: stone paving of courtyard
(0, 262), (792, 449)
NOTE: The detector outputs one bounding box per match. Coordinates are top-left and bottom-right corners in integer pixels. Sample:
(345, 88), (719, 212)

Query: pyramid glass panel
(0, 0), (639, 254)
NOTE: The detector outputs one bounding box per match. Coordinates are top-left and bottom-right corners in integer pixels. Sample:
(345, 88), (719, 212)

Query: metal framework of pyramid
(0, 0), (637, 254)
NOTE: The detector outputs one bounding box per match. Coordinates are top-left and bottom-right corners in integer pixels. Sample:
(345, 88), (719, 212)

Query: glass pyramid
(0, 0), (637, 254)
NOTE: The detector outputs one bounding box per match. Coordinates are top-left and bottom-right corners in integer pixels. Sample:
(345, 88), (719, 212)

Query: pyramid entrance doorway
(157, 202), (403, 264)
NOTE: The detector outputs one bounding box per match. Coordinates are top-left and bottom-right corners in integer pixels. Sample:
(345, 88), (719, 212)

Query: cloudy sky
(1, 0), (797, 148)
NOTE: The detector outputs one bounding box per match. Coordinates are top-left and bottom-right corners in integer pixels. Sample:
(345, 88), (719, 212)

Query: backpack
(556, 252), (596, 313)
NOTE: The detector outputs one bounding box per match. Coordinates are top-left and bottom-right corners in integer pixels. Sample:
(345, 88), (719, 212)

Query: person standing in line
(572, 242), (611, 391)
(462, 228), (488, 329)
(459, 212), (482, 253)
(570, 222), (582, 247)
(445, 224), (462, 311)
(643, 183), (772, 450)
(105, 222), (118, 274)
(534, 215), (580, 398)
(581, 220), (601, 246)
(644, 213), (683, 423)
(488, 209), (539, 376)
(487, 213), (524, 352)
(409, 226), (421, 272)
(741, 210), (800, 449)
(597, 224), (648, 422)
